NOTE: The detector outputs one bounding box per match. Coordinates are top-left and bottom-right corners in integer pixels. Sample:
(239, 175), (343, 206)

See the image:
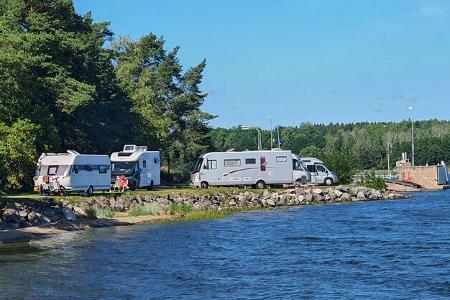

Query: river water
(1, 191), (450, 299)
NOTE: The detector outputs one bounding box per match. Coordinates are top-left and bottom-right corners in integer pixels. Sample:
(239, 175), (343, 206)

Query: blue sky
(73, 0), (450, 128)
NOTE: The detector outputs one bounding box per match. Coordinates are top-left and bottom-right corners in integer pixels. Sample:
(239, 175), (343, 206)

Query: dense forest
(1, 1), (449, 191)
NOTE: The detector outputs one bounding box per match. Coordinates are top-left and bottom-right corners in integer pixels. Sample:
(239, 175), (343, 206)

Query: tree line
(210, 120), (450, 183)
(0, 0), (212, 191)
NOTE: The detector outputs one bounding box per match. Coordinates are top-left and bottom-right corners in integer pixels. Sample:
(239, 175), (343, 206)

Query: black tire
(295, 179), (303, 187)
(200, 181), (209, 189)
(129, 181), (137, 191)
(324, 178), (333, 186)
(86, 185), (94, 196)
(256, 180), (266, 189)
(147, 180), (154, 191)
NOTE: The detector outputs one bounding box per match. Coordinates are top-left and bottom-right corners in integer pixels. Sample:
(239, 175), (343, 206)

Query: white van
(34, 150), (111, 196)
(191, 150), (296, 189)
(110, 145), (160, 190)
(302, 157), (339, 186)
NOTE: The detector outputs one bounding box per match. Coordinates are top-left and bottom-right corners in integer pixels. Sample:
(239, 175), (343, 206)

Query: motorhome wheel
(324, 178), (333, 186)
(147, 180), (154, 191)
(201, 181), (209, 189)
(295, 179), (303, 187)
(256, 180), (266, 189)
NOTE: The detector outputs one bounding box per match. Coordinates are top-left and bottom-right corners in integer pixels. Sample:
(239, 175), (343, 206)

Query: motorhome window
(306, 165), (316, 172)
(154, 158), (159, 164)
(192, 158), (204, 173)
(47, 166), (58, 175)
(143, 160), (147, 168)
(245, 158), (256, 165)
(85, 165), (93, 172)
(111, 162), (136, 176)
(99, 165), (109, 173)
(224, 159), (241, 167)
(276, 156), (288, 162)
(316, 165), (327, 173)
(205, 160), (217, 169)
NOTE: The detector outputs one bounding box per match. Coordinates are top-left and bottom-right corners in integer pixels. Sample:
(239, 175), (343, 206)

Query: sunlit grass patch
(128, 203), (161, 217)
(169, 202), (193, 215)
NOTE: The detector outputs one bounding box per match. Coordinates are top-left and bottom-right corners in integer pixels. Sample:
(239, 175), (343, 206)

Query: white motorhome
(34, 150), (111, 196)
(292, 153), (311, 185)
(191, 150), (301, 189)
(302, 157), (340, 186)
(110, 145), (160, 190)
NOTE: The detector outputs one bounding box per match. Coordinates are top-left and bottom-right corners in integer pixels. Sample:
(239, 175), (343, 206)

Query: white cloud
(418, 3), (447, 17)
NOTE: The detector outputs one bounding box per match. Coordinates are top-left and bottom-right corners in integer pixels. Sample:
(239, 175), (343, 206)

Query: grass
(84, 207), (116, 219)
(169, 202), (193, 215)
(127, 203), (161, 217)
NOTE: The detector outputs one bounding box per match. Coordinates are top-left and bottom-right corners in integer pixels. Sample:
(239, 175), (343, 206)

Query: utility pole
(267, 116), (273, 149)
(409, 107), (415, 166)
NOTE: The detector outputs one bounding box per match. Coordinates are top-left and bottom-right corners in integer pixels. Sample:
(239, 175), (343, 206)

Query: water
(1, 191), (450, 299)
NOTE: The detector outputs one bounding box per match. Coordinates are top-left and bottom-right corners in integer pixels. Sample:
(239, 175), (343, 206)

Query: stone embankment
(1, 186), (407, 230)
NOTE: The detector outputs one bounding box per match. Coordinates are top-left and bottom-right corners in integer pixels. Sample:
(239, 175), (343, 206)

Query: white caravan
(34, 150), (111, 196)
(191, 150), (303, 189)
(302, 157), (340, 186)
(110, 145), (160, 190)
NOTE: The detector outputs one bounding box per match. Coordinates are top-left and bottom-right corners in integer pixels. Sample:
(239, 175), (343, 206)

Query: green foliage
(362, 172), (387, 190)
(169, 202), (193, 215)
(84, 206), (115, 218)
(323, 151), (355, 184)
(0, 119), (39, 191)
(127, 203), (161, 217)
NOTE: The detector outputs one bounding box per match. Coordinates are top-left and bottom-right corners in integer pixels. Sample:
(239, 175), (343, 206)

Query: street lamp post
(240, 125), (262, 150)
(267, 116), (273, 149)
(277, 126), (281, 148)
(409, 107), (415, 166)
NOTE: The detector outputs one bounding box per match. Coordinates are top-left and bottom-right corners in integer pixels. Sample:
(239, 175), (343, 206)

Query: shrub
(323, 151), (355, 184)
(363, 172), (387, 190)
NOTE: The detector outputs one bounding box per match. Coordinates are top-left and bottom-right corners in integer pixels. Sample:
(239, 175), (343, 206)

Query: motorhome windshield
(192, 158), (204, 173)
(293, 159), (305, 171)
(111, 162), (136, 175)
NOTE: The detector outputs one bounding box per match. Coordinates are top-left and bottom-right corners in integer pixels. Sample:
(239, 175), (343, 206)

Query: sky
(73, 0), (450, 129)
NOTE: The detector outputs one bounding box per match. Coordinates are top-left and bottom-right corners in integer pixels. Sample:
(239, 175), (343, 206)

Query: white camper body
(302, 157), (340, 186)
(292, 154), (311, 185)
(191, 150), (295, 188)
(34, 150), (111, 195)
(110, 145), (160, 190)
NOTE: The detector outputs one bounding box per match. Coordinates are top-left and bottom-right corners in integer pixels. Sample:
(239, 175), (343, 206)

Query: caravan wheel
(200, 181), (209, 189)
(256, 180), (266, 189)
(86, 186), (94, 196)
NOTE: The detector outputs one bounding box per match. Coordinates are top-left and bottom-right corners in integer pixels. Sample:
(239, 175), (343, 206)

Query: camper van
(34, 150), (111, 196)
(292, 154), (311, 185)
(110, 145), (160, 190)
(302, 157), (339, 186)
(191, 150), (302, 189)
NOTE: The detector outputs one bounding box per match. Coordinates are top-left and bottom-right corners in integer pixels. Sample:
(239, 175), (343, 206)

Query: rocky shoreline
(1, 186), (408, 233)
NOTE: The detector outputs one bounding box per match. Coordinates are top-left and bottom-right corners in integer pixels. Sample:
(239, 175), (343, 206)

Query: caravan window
(276, 156), (288, 162)
(245, 158), (256, 165)
(99, 165), (109, 173)
(205, 160), (217, 169)
(224, 159), (241, 167)
(48, 166), (58, 176)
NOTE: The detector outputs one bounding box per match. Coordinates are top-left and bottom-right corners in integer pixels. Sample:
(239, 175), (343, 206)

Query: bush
(0, 120), (39, 192)
(84, 207), (115, 218)
(363, 172), (387, 190)
(323, 151), (355, 184)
